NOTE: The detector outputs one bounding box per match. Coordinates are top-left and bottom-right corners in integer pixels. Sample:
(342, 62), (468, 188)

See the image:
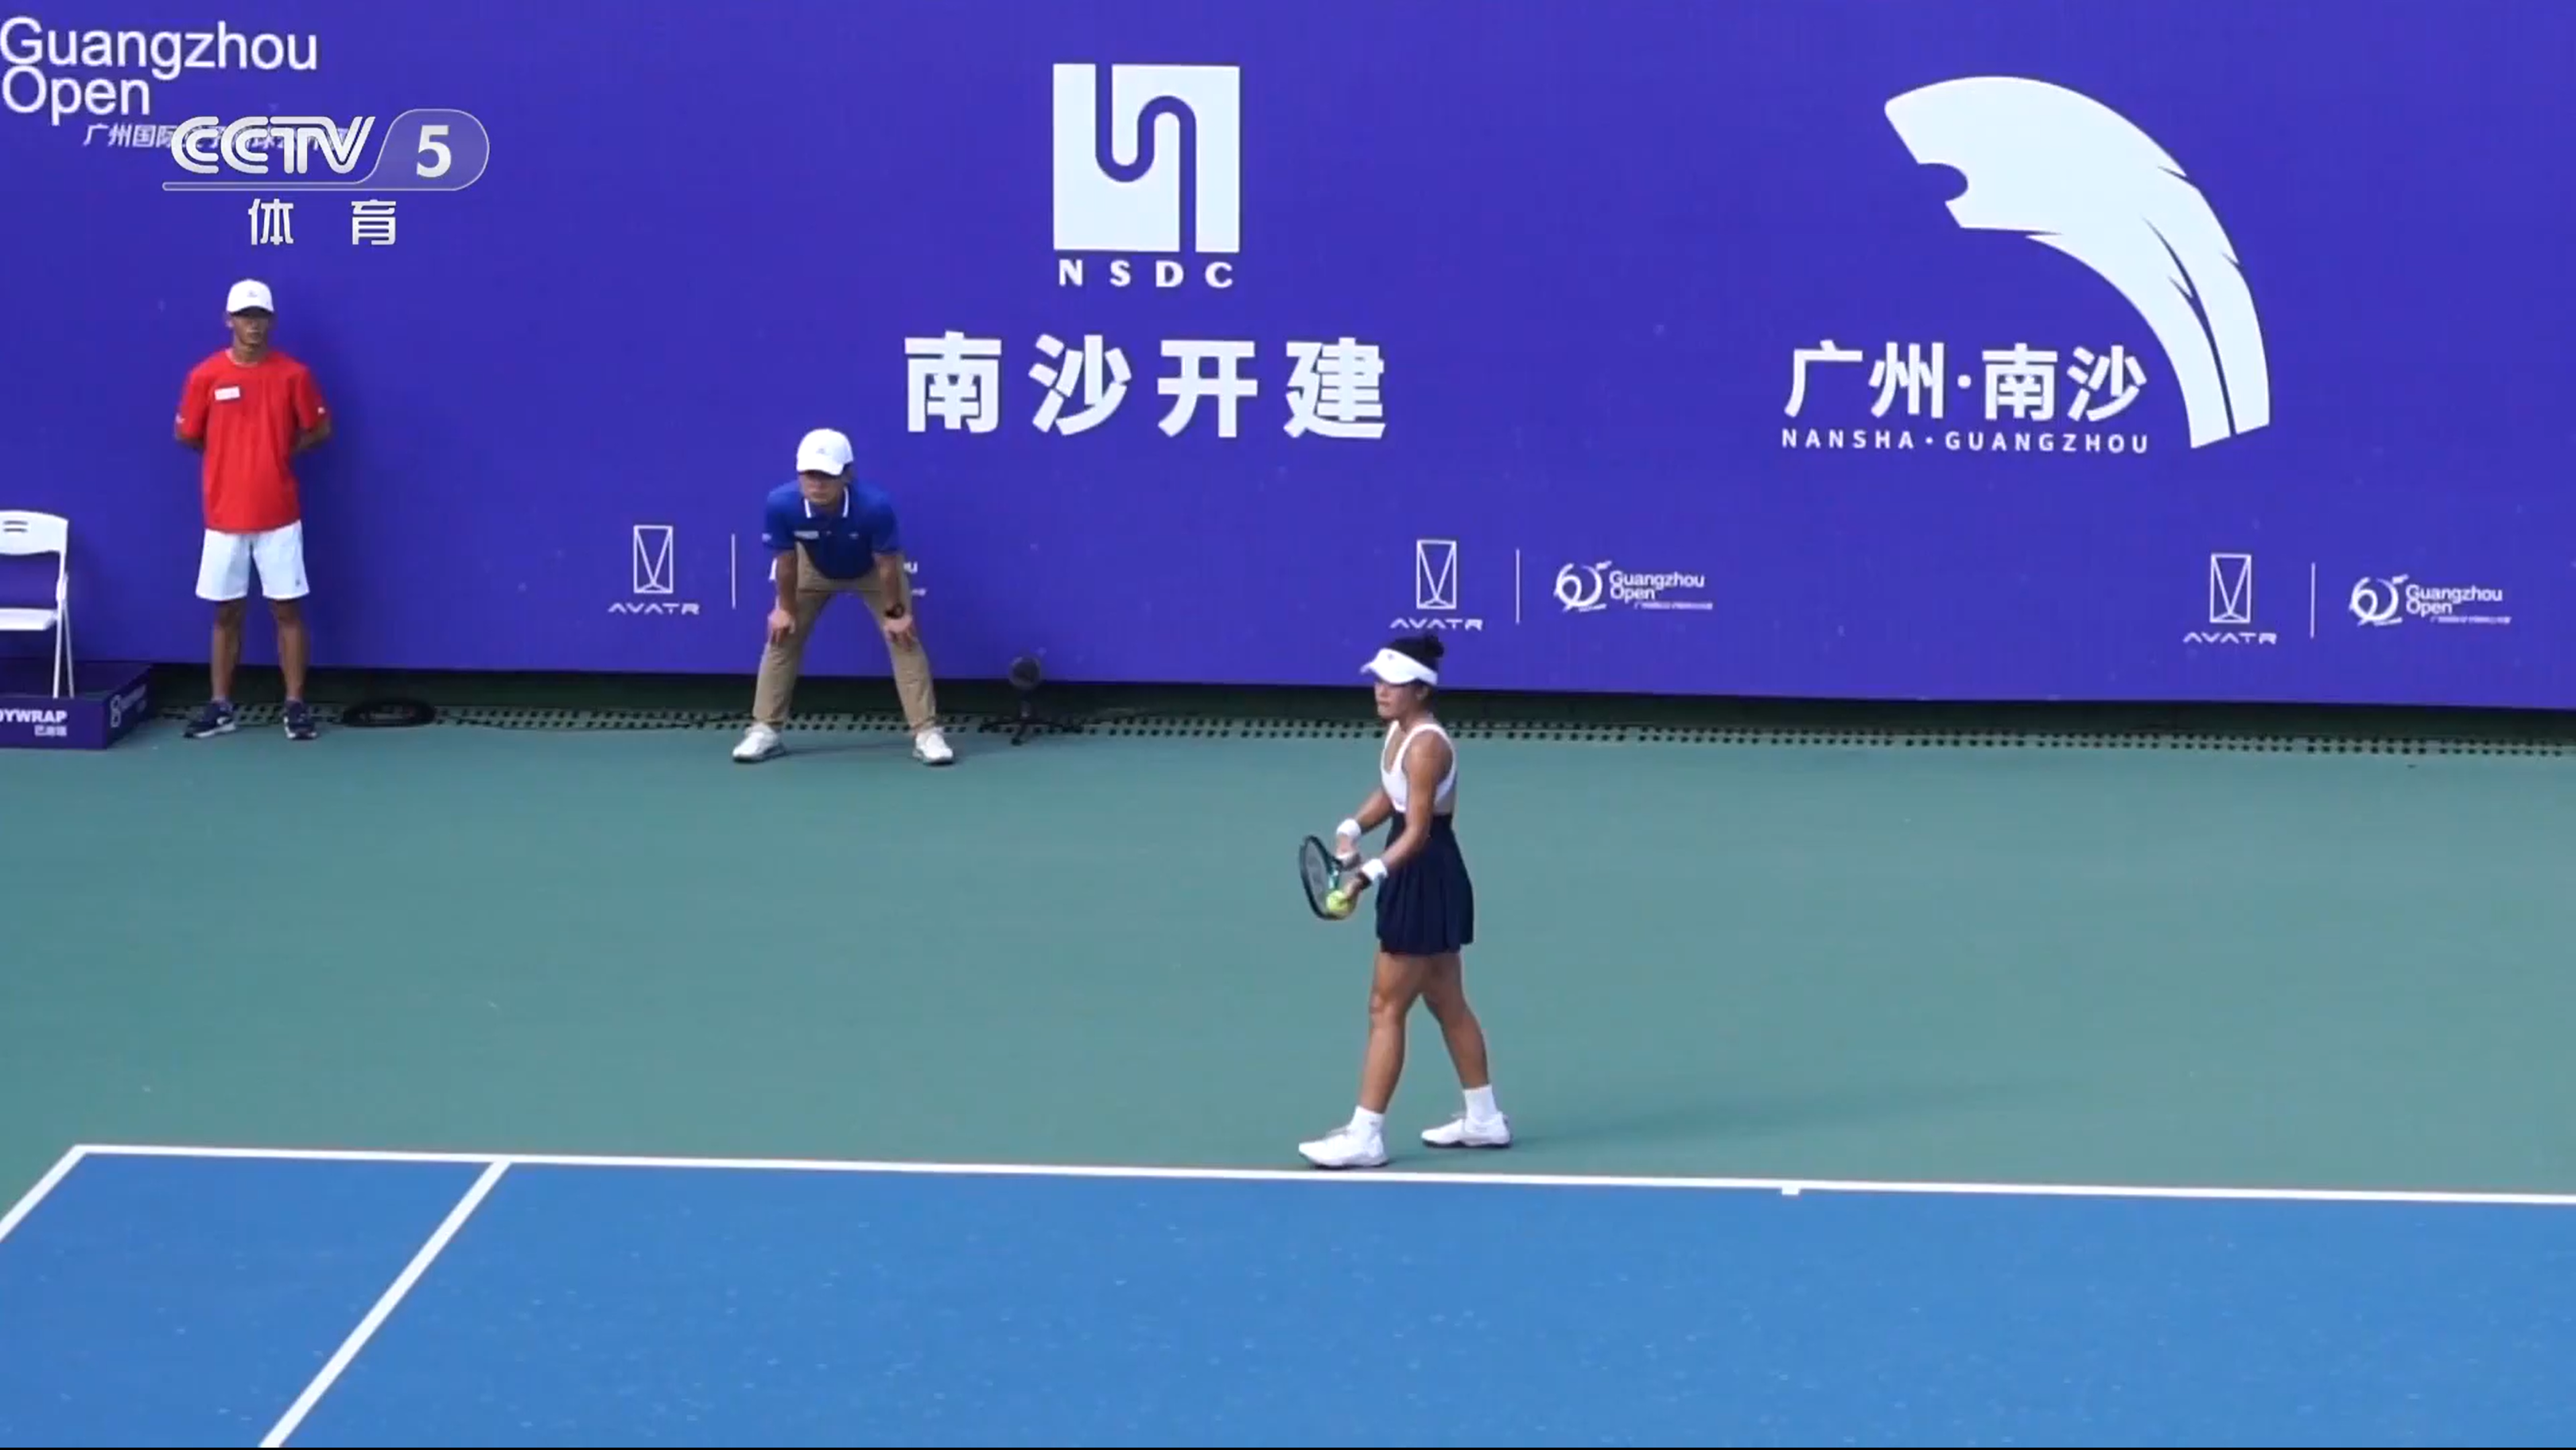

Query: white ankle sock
(1351, 1107), (1385, 1134)
(1465, 1085), (1499, 1121)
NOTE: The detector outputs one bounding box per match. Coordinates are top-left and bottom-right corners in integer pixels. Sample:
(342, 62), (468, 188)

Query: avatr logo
(1785, 76), (2270, 460)
(612, 523), (698, 617)
(2185, 551), (2275, 646)
(1392, 538), (1482, 632)
(1052, 62), (1239, 291)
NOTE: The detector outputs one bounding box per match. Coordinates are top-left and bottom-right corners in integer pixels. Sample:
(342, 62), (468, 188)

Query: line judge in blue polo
(732, 427), (953, 766)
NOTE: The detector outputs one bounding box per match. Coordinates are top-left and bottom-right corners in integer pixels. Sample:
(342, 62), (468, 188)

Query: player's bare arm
(1339, 786), (1395, 860)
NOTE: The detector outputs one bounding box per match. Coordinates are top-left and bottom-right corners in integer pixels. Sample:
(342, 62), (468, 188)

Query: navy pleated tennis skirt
(1374, 814), (1475, 957)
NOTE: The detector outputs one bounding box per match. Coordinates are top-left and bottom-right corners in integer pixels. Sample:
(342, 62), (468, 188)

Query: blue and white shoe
(184, 702), (237, 739)
(282, 701), (317, 741)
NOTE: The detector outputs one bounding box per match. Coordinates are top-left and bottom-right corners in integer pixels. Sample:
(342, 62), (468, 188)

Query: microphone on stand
(996, 654), (1081, 746)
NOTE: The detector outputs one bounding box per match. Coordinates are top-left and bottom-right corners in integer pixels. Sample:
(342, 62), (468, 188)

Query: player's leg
(252, 523), (315, 741)
(735, 584), (833, 761)
(187, 530), (252, 738)
(1420, 951), (1510, 1148)
(1361, 947), (1434, 1111)
(855, 573), (951, 765)
(1299, 949), (1433, 1169)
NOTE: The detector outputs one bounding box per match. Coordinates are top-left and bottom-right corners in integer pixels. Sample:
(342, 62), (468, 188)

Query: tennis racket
(1300, 834), (1357, 919)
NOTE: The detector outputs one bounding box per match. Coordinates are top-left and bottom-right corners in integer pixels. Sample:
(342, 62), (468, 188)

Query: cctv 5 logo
(1885, 77), (2271, 449)
(170, 115), (377, 176)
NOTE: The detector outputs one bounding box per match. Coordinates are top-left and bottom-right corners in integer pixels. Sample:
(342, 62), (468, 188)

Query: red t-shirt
(175, 349), (328, 535)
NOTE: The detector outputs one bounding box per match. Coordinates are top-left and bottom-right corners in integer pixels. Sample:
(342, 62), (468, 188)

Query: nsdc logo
(1051, 62), (1239, 290)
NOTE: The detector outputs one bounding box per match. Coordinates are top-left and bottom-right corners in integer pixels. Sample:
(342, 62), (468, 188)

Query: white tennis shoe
(735, 722), (954, 765)
(1422, 1112), (1512, 1149)
(731, 723), (783, 762)
(1298, 1122), (1389, 1170)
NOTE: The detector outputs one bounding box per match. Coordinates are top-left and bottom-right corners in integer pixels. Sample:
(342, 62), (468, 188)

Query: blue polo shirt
(761, 479), (901, 579)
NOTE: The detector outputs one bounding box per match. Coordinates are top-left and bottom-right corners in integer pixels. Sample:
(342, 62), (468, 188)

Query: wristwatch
(884, 601), (907, 620)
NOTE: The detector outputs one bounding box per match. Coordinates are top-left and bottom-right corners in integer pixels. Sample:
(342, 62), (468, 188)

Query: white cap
(226, 278), (274, 314)
(1362, 647), (1439, 686)
(795, 427), (854, 476)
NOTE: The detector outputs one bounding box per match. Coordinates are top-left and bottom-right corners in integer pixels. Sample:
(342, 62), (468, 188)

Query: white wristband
(1336, 818), (1362, 843)
(1360, 858), (1389, 884)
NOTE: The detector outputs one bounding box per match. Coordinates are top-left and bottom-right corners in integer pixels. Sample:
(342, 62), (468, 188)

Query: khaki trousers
(751, 554), (939, 732)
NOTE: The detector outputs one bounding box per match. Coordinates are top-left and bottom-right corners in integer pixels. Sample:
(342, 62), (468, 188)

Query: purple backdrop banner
(2, 0), (2570, 705)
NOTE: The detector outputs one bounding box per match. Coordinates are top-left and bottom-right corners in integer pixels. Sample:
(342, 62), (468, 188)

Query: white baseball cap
(795, 427), (854, 476)
(226, 278), (274, 314)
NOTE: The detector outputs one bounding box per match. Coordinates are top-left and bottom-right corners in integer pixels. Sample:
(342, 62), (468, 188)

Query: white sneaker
(732, 723), (783, 763)
(1422, 1113), (1512, 1149)
(1298, 1123), (1389, 1170)
(912, 727), (954, 766)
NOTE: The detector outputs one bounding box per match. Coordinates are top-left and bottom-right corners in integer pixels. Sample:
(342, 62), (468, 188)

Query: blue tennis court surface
(5, 1146), (2574, 1448)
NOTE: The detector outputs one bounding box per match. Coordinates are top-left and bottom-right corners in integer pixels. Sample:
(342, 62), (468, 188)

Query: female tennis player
(1298, 633), (1509, 1169)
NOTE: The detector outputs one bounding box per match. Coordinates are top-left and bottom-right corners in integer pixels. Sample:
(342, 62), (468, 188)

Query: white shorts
(196, 523), (310, 603)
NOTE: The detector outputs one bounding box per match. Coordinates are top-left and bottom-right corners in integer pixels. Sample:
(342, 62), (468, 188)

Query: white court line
(258, 1158), (510, 1448)
(0, 1145), (91, 1248)
(68, 1141), (2576, 1210)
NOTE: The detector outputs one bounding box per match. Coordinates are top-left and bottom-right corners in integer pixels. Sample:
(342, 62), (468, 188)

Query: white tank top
(1381, 719), (1459, 814)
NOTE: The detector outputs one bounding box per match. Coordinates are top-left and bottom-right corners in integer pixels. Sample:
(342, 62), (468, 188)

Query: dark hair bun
(1389, 632), (1445, 667)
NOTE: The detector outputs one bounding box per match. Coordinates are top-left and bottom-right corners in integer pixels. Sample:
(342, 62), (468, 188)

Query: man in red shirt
(173, 278), (332, 741)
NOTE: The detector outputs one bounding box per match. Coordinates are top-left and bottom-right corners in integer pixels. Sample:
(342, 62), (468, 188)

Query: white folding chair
(0, 510), (72, 698)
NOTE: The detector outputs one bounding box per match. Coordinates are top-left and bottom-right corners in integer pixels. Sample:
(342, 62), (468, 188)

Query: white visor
(1362, 647), (1438, 686)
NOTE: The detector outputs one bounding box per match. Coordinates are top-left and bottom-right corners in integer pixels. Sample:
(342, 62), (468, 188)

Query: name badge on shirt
(795, 530), (819, 540)
(214, 385), (242, 401)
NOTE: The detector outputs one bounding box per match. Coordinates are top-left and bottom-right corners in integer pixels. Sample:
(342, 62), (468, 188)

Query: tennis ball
(1326, 888), (1350, 916)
